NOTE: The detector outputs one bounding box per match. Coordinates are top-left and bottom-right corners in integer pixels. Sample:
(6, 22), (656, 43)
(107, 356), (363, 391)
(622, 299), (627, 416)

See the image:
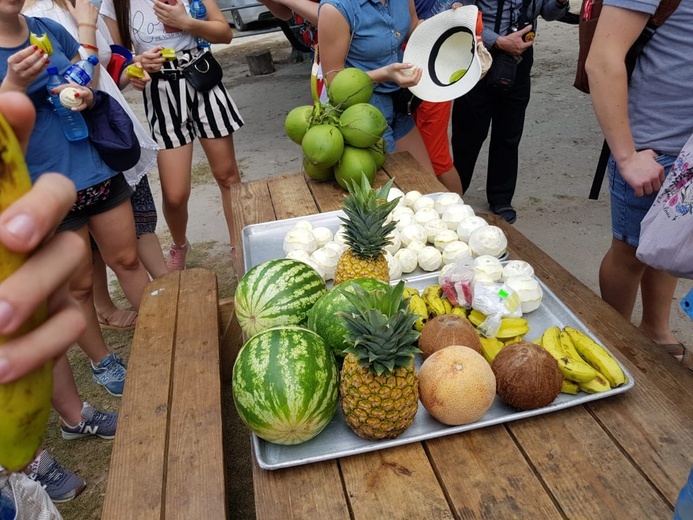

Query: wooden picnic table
(230, 152), (693, 519)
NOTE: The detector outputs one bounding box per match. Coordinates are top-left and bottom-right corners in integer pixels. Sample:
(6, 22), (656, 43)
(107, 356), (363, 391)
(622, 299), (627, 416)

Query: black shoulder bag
(486, 0), (534, 90)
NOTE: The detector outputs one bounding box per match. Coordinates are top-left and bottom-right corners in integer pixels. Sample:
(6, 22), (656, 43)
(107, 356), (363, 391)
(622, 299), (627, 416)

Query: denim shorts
(369, 91), (416, 153)
(608, 153), (675, 247)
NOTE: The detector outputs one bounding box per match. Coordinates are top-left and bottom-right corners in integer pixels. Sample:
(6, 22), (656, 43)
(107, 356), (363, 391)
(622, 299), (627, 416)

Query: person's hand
(388, 63), (423, 88)
(2, 47), (49, 92)
(494, 26), (534, 56)
(48, 83), (96, 110)
(130, 67), (151, 91)
(0, 93), (86, 384)
(67, 0), (99, 28)
(139, 46), (166, 74)
(153, 0), (191, 33)
(617, 149), (665, 197)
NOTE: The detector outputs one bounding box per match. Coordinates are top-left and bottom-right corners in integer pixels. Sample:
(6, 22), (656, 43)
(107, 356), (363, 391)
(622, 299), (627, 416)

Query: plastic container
(64, 55), (99, 86)
(674, 468), (693, 520)
(46, 66), (89, 141)
(189, 0), (210, 49)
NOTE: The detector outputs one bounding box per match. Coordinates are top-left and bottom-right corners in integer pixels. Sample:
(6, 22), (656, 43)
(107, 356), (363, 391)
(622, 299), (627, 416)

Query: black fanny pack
(181, 51), (223, 92)
(391, 88), (423, 116)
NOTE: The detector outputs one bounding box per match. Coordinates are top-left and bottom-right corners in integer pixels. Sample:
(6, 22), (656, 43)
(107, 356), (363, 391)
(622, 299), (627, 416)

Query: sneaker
(27, 451), (86, 503)
(166, 241), (189, 271)
(91, 352), (127, 396)
(60, 402), (118, 440)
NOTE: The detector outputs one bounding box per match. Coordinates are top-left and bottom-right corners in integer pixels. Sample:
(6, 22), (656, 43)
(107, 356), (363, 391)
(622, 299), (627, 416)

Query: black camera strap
(493, 0), (536, 35)
(516, 0), (535, 31)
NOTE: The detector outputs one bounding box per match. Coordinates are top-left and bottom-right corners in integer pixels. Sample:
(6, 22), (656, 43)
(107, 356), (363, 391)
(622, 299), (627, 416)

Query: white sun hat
(403, 5), (483, 103)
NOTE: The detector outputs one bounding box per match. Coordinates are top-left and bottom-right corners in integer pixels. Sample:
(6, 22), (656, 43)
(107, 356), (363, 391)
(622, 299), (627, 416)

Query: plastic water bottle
(46, 67), (89, 141)
(190, 0), (210, 49)
(64, 55), (99, 86)
(675, 468), (693, 520)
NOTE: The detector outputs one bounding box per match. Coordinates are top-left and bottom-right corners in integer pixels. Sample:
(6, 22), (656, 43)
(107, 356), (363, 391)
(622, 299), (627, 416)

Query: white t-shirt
(101, 0), (197, 55)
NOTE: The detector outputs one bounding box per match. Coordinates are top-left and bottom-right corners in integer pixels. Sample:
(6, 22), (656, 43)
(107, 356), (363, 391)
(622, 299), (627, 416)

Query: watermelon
(232, 326), (339, 445)
(235, 258), (328, 337)
(306, 278), (389, 356)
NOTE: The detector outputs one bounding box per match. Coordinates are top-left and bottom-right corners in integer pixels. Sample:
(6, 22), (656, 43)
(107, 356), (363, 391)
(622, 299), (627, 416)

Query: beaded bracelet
(81, 42), (99, 52)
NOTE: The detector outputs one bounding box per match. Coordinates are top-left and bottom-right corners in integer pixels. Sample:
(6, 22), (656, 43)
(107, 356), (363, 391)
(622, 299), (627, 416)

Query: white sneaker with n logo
(60, 402), (119, 440)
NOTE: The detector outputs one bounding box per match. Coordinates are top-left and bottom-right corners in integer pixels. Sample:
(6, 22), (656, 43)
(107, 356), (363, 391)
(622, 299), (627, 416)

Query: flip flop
(490, 205), (517, 224)
(97, 309), (138, 331)
(682, 347), (693, 372)
(661, 343), (685, 357)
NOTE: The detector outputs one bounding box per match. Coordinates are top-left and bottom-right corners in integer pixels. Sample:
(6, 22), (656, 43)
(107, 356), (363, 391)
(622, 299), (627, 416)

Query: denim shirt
(319, 0), (411, 93)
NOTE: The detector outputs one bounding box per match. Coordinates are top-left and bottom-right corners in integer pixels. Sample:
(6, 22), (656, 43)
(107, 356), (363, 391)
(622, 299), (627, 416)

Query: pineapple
(333, 174), (400, 285)
(339, 282), (421, 440)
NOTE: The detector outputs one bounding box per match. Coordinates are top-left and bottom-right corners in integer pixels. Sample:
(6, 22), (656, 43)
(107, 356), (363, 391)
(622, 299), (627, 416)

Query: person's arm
(585, 5), (663, 196)
(318, 3), (422, 87)
(259, 0), (319, 24)
(153, 0), (233, 44)
(68, 0), (101, 84)
(407, 0), (422, 38)
(0, 92), (86, 384)
(540, 0), (569, 21)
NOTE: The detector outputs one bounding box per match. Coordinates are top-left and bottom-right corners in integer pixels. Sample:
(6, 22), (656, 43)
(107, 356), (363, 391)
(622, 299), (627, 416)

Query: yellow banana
(450, 305), (467, 318)
(533, 336), (543, 346)
(561, 379), (579, 395)
(0, 111), (53, 472)
(29, 32), (53, 56)
(423, 285), (446, 318)
(578, 372), (611, 394)
(441, 297), (453, 314)
(541, 326), (598, 383)
(408, 294), (428, 332)
(125, 63), (145, 79)
(495, 318), (530, 340)
(422, 284), (442, 301)
(502, 335), (524, 346)
(479, 336), (505, 364)
(565, 327), (626, 388)
(559, 330), (581, 360)
(402, 286), (420, 299)
(468, 309), (486, 327)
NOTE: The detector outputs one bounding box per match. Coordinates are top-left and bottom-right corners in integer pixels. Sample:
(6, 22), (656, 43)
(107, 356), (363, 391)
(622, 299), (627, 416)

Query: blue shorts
(608, 153), (675, 247)
(369, 91), (416, 153)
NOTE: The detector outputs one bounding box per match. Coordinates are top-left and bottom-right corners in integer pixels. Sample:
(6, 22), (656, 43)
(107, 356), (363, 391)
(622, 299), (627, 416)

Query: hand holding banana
(0, 92), (86, 471)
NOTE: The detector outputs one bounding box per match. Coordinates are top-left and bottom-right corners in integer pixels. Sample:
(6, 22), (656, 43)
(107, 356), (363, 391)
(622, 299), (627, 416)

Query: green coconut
(328, 68), (374, 110)
(302, 124), (345, 169)
(368, 138), (387, 170)
(303, 156), (334, 182)
(285, 105), (314, 145)
(334, 146), (377, 190)
(338, 103), (388, 149)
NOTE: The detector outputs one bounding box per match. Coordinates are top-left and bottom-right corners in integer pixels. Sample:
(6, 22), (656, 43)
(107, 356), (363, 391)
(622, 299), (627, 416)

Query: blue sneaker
(60, 402), (118, 440)
(28, 450), (86, 503)
(91, 352), (127, 396)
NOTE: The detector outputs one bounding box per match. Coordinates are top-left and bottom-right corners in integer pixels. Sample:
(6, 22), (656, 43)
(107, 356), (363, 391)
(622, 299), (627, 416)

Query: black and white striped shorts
(143, 50), (244, 149)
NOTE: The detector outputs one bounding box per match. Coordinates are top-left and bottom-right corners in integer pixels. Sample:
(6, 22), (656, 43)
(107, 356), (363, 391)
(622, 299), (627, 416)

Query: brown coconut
(491, 342), (562, 411)
(419, 314), (482, 358)
(418, 345), (496, 426)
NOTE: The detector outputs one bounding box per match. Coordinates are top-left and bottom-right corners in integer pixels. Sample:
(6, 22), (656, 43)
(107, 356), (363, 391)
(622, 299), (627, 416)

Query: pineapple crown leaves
(337, 281), (421, 376)
(338, 174), (401, 257)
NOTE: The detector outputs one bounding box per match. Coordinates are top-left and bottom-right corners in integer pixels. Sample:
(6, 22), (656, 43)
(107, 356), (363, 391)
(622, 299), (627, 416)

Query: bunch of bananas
(0, 111), (53, 472)
(538, 326), (626, 394)
(404, 284), (466, 331)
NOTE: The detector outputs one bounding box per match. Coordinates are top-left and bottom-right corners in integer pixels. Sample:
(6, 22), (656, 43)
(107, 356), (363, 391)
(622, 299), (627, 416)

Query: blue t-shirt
(603, 0), (693, 155)
(319, 0), (411, 93)
(0, 16), (116, 190)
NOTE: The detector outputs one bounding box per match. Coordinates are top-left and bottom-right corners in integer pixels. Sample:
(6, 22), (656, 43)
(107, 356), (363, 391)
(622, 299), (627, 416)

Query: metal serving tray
(241, 207), (635, 471)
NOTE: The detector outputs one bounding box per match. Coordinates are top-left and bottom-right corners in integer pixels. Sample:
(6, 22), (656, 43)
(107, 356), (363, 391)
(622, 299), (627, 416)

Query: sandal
(661, 343), (685, 357)
(682, 347), (693, 372)
(490, 204), (517, 224)
(97, 308), (138, 331)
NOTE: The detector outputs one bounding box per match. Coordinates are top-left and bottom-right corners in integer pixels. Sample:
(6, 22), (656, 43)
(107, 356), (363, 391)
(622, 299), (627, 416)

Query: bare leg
(199, 134), (241, 247)
(91, 250), (137, 327)
(157, 144), (194, 247)
(89, 199), (149, 310)
(69, 227), (112, 364)
(599, 237), (645, 320)
(137, 232), (168, 279)
(51, 354), (84, 426)
(394, 126), (435, 174)
(437, 166), (464, 197)
(639, 266), (679, 345)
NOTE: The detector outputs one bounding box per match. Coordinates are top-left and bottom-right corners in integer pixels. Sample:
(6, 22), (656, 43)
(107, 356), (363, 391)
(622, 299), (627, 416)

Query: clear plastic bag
(439, 262), (476, 308)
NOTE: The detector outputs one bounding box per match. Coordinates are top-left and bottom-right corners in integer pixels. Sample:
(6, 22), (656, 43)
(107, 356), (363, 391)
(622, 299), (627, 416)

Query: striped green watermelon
(306, 278), (389, 356)
(232, 326), (339, 445)
(235, 258), (328, 337)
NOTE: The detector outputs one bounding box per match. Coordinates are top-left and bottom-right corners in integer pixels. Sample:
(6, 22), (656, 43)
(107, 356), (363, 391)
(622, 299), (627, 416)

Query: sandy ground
(112, 18), (692, 520)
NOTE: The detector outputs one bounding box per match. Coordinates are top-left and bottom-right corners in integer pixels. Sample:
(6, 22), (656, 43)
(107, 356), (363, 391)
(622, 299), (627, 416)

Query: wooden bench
(102, 268), (232, 520)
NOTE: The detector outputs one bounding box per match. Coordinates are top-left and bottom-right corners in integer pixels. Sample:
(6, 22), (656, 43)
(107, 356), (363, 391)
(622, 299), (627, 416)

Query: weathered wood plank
(339, 443), (453, 519)
(252, 445), (350, 519)
(267, 173), (318, 220)
(426, 426), (562, 519)
(231, 181), (274, 274)
(218, 297), (241, 384)
(308, 171), (390, 213)
(382, 152), (447, 195)
(510, 405), (673, 519)
(102, 272), (181, 520)
(165, 269), (226, 519)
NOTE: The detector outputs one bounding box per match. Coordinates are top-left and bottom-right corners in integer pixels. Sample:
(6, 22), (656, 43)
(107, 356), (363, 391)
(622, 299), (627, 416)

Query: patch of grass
(554, 193), (576, 201)
(528, 196), (542, 205)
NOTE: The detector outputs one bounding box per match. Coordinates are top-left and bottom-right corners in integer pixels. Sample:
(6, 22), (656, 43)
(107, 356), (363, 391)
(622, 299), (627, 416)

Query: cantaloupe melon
(418, 345), (496, 425)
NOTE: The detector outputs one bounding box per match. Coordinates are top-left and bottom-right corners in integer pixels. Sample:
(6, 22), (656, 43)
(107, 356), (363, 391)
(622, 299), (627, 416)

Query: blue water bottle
(675, 468), (693, 520)
(46, 67), (89, 141)
(64, 55), (99, 86)
(190, 0), (210, 49)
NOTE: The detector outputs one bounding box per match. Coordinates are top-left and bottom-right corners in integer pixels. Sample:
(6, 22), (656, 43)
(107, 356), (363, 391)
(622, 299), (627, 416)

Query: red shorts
(412, 100), (454, 176)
